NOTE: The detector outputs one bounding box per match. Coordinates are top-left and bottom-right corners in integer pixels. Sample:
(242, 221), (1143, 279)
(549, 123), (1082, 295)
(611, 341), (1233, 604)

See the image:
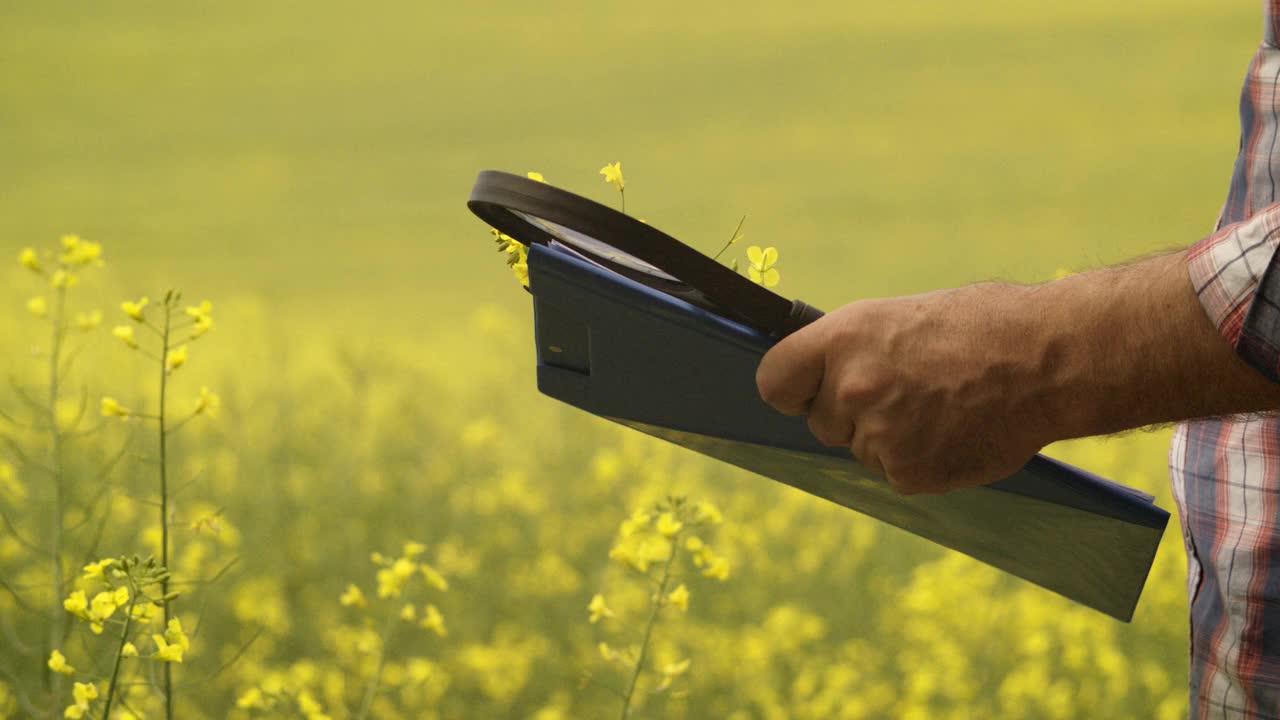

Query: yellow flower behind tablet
(747, 245), (780, 288)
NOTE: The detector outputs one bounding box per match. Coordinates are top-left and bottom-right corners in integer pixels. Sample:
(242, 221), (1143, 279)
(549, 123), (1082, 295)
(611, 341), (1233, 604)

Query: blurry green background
(0, 1), (1261, 718)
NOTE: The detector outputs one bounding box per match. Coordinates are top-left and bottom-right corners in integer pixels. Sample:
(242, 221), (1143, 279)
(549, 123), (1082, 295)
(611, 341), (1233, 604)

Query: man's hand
(756, 283), (1054, 495)
(755, 252), (1280, 496)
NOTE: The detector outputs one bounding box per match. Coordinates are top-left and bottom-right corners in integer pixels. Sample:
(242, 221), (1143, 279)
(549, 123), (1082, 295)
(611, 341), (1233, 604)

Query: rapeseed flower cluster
(1, 231), (1194, 718)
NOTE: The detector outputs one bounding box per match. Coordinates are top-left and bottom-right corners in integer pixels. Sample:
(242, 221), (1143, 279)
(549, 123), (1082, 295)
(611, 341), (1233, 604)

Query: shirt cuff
(1187, 206), (1280, 383)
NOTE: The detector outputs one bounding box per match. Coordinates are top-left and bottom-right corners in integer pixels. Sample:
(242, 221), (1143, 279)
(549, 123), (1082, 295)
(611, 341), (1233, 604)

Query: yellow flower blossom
(527, 171), (546, 182)
(400, 604), (417, 622)
(152, 634), (184, 663)
(50, 270), (78, 289)
(185, 300), (212, 321)
(165, 345), (188, 372)
(403, 541), (427, 558)
(165, 618), (191, 653)
(101, 397), (129, 419)
(694, 501), (723, 525)
(114, 586), (130, 606)
(747, 246), (780, 287)
(48, 649), (75, 676)
(667, 583), (689, 612)
(193, 386), (220, 417)
(598, 642), (617, 662)
(685, 536), (704, 553)
(63, 590), (89, 619)
(587, 593), (614, 623)
(339, 584), (367, 608)
(619, 509), (650, 538)
(62, 238), (102, 267)
(656, 512), (683, 538)
(420, 604), (447, 637)
(421, 563), (449, 592)
(19, 247), (40, 272)
(236, 688), (267, 709)
(599, 162), (625, 192)
(656, 658), (691, 691)
(64, 681), (98, 719)
(27, 296), (48, 318)
(121, 642), (138, 658)
(81, 558), (115, 579)
(113, 325), (138, 349)
(121, 297), (148, 321)
(702, 556), (731, 581)
(88, 591), (120, 633)
(75, 310), (102, 332)
(191, 313), (213, 338)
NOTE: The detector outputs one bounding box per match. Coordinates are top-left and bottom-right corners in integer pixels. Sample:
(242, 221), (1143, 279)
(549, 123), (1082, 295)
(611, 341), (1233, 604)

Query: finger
(756, 320), (828, 416)
(806, 382), (855, 447)
(850, 427), (885, 477)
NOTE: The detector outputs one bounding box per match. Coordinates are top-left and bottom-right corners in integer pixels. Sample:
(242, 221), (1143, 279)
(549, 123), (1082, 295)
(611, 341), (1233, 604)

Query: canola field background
(0, 1), (1261, 717)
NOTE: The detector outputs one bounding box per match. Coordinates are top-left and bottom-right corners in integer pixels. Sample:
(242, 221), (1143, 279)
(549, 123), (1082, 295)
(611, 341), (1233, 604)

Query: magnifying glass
(467, 170), (824, 338)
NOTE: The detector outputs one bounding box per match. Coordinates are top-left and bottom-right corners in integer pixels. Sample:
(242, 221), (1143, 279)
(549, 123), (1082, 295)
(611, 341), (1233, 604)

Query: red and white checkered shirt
(1172, 6), (1280, 717)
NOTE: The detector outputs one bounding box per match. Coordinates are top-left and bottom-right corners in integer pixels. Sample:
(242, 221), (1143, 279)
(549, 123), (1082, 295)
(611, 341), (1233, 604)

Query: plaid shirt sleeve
(1186, 204), (1280, 383)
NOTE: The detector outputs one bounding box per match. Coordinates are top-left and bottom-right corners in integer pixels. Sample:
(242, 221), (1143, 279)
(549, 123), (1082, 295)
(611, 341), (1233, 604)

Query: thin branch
(0, 575), (42, 615)
(0, 505), (48, 555)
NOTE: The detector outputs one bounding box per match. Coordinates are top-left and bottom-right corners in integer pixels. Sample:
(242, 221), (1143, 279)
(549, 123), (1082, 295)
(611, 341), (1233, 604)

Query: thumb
(755, 319), (828, 416)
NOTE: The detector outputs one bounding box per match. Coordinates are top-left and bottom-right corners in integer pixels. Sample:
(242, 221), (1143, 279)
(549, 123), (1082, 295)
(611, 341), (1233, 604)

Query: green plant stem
(356, 604), (402, 720)
(711, 215), (747, 262)
(619, 533), (680, 720)
(99, 594), (137, 719)
(46, 286), (67, 718)
(159, 302), (174, 720)
(620, 189), (626, 215)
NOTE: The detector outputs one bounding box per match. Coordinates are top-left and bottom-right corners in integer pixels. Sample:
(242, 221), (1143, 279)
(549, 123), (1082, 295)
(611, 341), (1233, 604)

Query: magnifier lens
(512, 210), (680, 283)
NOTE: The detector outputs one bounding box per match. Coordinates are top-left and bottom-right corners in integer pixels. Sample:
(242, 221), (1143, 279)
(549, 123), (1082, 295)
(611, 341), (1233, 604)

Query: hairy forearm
(1030, 251), (1280, 440)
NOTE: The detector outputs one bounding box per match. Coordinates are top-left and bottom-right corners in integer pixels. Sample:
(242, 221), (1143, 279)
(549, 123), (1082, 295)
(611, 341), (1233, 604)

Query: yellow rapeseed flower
(64, 681), (98, 719)
(63, 590), (89, 619)
(656, 512), (683, 538)
(50, 270), (78, 289)
(165, 618), (191, 653)
(694, 501), (724, 525)
(62, 238), (102, 267)
(587, 593), (614, 623)
(184, 300), (212, 321)
(191, 313), (213, 338)
(747, 246), (780, 288)
(121, 642), (138, 658)
(667, 583), (690, 612)
(101, 397), (129, 420)
(48, 649), (75, 676)
(400, 604), (417, 622)
(121, 297), (148, 321)
(165, 345), (188, 372)
(619, 509), (651, 538)
(656, 658), (691, 691)
(75, 310), (102, 332)
(192, 387), (220, 418)
(599, 162), (625, 192)
(598, 642), (617, 662)
(27, 296), (48, 318)
(152, 634), (184, 663)
(420, 604), (447, 637)
(114, 586), (129, 606)
(19, 247), (41, 272)
(702, 556), (731, 581)
(236, 688), (268, 710)
(339, 584), (368, 608)
(81, 558), (115, 579)
(527, 172), (546, 182)
(113, 325), (138, 349)
(421, 563), (449, 592)
(403, 541), (427, 558)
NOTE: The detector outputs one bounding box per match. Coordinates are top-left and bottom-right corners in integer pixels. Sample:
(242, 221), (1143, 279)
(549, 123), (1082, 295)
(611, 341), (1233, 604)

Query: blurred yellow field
(0, 1), (1263, 717)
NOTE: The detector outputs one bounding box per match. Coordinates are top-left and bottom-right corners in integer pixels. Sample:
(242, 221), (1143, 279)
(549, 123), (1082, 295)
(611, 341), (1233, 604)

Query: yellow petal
(747, 246), (764, 267)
